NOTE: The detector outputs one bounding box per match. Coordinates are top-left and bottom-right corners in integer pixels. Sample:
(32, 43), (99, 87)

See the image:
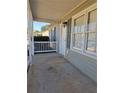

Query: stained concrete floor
(27, 53), (97, 93)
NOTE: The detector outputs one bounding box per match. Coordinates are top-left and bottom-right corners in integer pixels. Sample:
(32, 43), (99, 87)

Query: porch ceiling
(30, 0), (86, 23)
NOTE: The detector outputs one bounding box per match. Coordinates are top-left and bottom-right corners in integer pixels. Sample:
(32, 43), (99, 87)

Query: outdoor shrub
(34, 36), (50, 41)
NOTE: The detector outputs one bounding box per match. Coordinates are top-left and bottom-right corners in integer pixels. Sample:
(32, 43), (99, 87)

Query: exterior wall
(58, 23), (63, 54)
(41, 30), (49, 36)
(58, 23), (67, 56)
(33, 31), (42, 36)
(27, 0), (34, 65)
(54, 2), (97, 82)
(64, 2), (97, 82)
(47, 1), (97, 82)
(56, 25), (61, 52)
(65, 50), (97, 82)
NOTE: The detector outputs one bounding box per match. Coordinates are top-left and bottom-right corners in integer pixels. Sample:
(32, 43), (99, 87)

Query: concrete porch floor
(27, 53), (97, 93)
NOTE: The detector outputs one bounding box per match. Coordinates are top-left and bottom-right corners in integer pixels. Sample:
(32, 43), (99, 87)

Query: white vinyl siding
(65, 50), (97, 82)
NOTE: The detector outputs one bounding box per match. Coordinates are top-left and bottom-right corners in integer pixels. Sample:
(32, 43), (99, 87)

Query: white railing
(34, 41), (57, 53)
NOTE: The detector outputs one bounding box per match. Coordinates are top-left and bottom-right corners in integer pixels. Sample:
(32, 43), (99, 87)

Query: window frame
(84, 3), (97, 56)
(71, 9), (87, 53)
(70, 3), (97, 59)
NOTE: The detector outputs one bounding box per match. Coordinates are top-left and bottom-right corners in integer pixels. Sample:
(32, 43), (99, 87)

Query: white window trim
(73, 47), (82, 51)
(84, 3), (97, 57)
(71, 9), (87, 51)
(70, 3), (97, 59)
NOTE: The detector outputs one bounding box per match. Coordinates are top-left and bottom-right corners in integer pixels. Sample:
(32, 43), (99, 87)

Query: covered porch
(28, 0), (97, 92)
(28, 53), (96, 93)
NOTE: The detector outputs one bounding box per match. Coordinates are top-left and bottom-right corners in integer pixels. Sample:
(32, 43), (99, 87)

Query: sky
(33, 21), (50, 32)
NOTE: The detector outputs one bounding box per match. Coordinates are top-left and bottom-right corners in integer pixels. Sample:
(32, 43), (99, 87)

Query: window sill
(71, 48), (97, 60)
(83, 50), (97, 60)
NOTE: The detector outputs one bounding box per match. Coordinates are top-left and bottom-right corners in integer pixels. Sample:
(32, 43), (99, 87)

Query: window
(86, 9), (97, 53)
(71, 3), (97, 57)
(72, 14), (86, 50)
